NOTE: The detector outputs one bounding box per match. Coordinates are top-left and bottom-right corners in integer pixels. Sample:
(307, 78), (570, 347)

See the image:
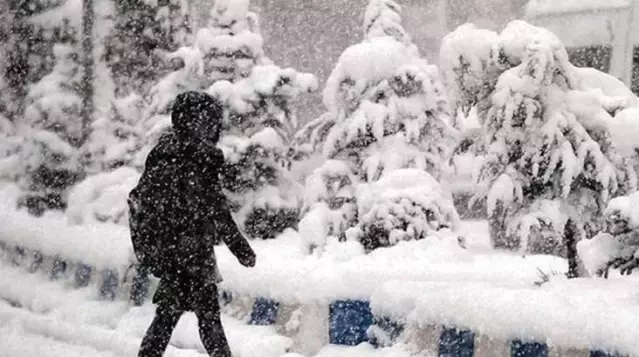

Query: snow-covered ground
(1, 187), (638, 356)
(0, 259), (291, 357)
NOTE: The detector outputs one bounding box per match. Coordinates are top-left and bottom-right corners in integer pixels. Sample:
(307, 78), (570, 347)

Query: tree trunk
(80, 0), (94, 146)
(564, 218), (582, 279)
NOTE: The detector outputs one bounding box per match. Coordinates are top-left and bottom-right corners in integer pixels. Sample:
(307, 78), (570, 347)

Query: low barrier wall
(0, 210), (636, 357)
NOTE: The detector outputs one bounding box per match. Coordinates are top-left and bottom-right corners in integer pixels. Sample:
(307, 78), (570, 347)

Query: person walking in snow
(128, 91), (256, 357)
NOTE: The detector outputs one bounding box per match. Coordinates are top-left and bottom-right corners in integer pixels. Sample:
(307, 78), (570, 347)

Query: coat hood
(171, 91), (224, 143)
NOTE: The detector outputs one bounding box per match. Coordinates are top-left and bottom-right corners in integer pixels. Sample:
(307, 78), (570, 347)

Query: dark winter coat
(131, 91), (255, 311)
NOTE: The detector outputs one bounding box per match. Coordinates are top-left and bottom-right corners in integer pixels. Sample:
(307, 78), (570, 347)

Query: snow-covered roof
(525, 0), (632, 18)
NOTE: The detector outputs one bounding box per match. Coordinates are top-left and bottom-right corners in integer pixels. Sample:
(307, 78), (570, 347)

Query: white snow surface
(605, 191), (639, 229)
(216, 222), (568, 304)
(0, 260), (291, 357)
(66, 167), (140, 226)
(372, 277), (639, 356)
(3, 206), (639, 355)
(609, 108), (639, 157)
(323, 37), (424, 113)
(0, 207), (133, 269)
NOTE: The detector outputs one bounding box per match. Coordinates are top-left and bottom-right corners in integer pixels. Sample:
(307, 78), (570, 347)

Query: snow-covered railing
(0, 208), (149, 305)
(1, 210), (637, 356)
(217, 277), (639, 357)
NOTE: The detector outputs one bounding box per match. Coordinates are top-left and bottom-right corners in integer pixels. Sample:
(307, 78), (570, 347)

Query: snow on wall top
(0, 204), (132, 269)
(372, 278), (639, 356)
(525, 0), (632, 18)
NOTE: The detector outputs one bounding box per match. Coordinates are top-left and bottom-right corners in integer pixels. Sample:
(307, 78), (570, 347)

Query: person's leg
(195, 285), (231, 357)
(138, 304), (183, 357)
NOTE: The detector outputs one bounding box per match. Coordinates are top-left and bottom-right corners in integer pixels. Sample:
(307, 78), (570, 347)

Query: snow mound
(608, 108), (639, 157)
(66, 167), (140, 226)
(605, 191), (639, 231)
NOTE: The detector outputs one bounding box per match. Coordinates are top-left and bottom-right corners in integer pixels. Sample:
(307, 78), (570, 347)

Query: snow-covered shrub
(211, 64), (318, 239)
(105, 0), (191, 97)
(17, 43), (85, 214)
(297, 0), (459, 254)
(299, 160), (359, 253)
(578, 191), (639, 276)
(349, 169), (460, 252)
(441, 20), (639, 257)
(66, 167), (140, 226)
(85, 93), (144, 173)
(0, 117), (23, 184)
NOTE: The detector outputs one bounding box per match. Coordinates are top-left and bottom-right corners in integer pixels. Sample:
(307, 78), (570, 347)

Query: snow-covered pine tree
(106, 0), (191, 98)
(209, 64), (317, 239)
(135, 46), (205, 166)
(441, 21), (637, 258)
(196, 0), (266, 86)
(18, 43), (84, 215)
(2, 0), (65, 121)
(136, 0), (316, 240)
(84, 93), (144, 173)
(297, 0), (459, 254)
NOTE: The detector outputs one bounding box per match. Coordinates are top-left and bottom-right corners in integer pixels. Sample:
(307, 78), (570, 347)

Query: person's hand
(239, 250), (256, 268)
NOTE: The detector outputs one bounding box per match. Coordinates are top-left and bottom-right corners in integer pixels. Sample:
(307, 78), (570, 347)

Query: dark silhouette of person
(129, 91), (256, 357)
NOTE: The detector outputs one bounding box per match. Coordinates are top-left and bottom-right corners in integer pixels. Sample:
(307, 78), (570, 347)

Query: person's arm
(211, 186), (256, 267)
(206, 148), (256, 267)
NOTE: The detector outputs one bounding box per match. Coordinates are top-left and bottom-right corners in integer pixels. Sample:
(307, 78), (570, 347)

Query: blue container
(329, 300), (374, 346)
(511, 340), (548, 357)
(249, 297), (280, 325)
(130, 264), (151, 306)
(99, 269), (119, 300)
(439, 327), (475, 357)
(74, 263), (93, 288)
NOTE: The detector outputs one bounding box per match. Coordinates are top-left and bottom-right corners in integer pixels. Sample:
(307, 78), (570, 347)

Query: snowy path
(0, 260), (290, 357)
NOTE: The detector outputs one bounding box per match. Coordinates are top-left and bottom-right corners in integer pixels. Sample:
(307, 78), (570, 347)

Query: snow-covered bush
(0, 118), (25, 194)
(299, 160), (359, 253)
(66, 167), (140, 226)
(211, 64), (318, 239)
(16, 43), (85, 214)
(196, 0), (266, 85)
(105, 0), (191, 97)
(85, 93), (144, 173)
(578, 191), (639, 276)
(297, 0), (459, 254)
(191, 1), (318, 240)
(441, 20), (639, 257)
(349, 169), (460, 252)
